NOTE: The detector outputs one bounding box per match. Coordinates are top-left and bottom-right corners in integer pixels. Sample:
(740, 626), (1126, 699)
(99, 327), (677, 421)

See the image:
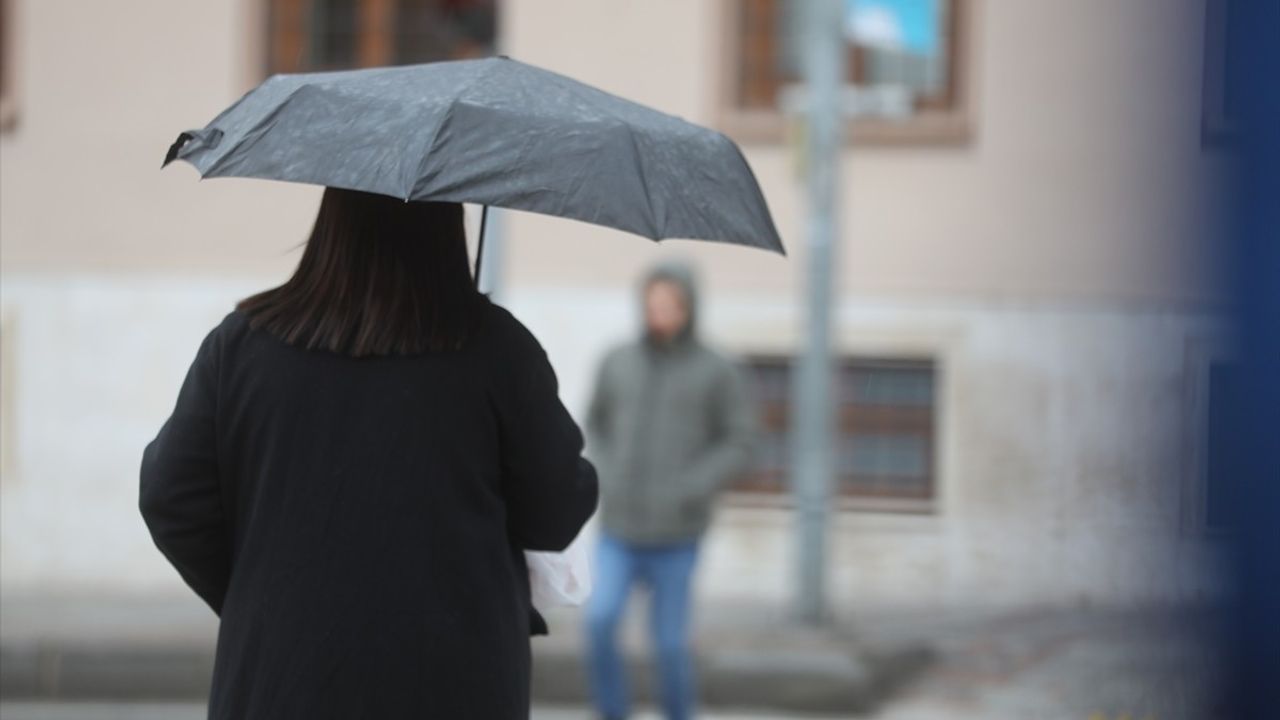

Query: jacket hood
(640, 261), (699, 345)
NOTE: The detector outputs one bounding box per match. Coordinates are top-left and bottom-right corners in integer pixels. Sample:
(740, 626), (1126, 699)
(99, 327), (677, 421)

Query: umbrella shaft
(475, 205), (489, 289)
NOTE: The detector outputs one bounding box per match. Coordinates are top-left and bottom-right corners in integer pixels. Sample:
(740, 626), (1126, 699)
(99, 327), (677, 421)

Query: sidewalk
(0, 595), (927, 714)
(531, 603), (932, 714)
(0, 595), (1221, 717)
(0, 703), (846, 720)
(869, 607), (1224, 720)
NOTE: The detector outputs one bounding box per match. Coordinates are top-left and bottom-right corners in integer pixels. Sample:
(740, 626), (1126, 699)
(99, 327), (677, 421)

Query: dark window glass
(737, 357), (937, 502)
(267, 0), (498, 75)
(310, 0), (359, 70)
(395, 0), (497, 65)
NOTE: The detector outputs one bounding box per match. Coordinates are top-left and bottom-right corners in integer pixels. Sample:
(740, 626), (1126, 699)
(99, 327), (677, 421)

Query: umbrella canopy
(165, 57), (784, 255)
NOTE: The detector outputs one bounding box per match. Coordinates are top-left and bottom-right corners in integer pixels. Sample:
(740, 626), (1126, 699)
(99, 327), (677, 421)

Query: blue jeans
(586, 533), (699, 720)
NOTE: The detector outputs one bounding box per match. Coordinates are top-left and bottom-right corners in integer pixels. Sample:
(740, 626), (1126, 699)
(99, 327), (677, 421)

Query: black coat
(140, 304), (597, 720)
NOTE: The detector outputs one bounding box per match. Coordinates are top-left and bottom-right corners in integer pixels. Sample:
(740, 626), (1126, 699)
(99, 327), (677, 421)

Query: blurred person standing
(139, 189), (597, 720)
(584, 262), (755, 720)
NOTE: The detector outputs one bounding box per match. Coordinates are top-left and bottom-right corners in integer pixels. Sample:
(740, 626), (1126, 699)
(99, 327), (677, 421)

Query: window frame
(731, 354), (940, 514)
(717, 0), (974, 146)
(0, 0), (17, 132)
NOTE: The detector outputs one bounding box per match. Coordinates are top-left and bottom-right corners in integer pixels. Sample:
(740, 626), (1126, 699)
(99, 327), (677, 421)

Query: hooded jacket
(586, 263), (755, 544)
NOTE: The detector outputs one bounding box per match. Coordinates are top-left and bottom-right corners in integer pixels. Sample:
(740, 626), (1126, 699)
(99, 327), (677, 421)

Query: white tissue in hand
(526, 538), (592, 608)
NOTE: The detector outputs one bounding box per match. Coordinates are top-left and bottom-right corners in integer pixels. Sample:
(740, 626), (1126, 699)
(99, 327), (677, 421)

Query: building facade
(0, 0), (1229, 611)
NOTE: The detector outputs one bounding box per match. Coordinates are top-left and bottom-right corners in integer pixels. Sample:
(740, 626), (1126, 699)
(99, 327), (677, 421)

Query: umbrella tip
(162, 132), (193, 168)
(162, 128), (223, 168)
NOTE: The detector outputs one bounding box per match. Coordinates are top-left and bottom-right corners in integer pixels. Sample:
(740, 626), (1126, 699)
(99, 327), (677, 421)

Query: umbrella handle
(474, 205), (489, 290)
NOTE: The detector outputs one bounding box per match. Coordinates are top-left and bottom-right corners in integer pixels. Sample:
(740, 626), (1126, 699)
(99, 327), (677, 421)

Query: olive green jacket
(586, 264), (755, 544)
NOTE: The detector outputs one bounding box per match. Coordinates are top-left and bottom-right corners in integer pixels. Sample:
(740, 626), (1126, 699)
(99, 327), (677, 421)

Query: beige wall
(2, 0), (1220, 307)
(0, 0), (316, 276)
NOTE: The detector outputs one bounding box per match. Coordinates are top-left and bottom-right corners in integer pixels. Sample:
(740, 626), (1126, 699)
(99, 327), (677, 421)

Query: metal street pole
(793, 0), (845, 624)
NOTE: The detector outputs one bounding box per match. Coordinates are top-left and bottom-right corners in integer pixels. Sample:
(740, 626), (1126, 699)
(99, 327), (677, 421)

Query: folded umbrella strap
(162, 128), (224, 168)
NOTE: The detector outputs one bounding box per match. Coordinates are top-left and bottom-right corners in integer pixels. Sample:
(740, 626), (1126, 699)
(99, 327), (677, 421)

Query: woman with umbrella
(146, 56), (782, 719)
(140, 188), (598, 718)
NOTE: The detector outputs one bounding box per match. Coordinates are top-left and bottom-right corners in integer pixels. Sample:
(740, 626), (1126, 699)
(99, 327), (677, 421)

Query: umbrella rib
(407, 100), (456, 200)
(408, 63), (498, 200)
(621, 124), (661, 240)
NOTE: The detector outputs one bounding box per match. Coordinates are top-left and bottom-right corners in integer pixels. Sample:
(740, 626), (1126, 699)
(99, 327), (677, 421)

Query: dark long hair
(238, 188), (485, 356)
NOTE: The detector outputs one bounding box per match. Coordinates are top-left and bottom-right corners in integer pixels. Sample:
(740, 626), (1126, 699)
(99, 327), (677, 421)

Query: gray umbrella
(164, 56), (784, 266)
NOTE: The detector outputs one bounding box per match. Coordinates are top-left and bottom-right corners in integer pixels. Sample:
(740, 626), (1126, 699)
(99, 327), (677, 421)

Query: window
(726, 0), (970, 145)
(736, 357), (938, 507)
(266, 0), (497, 75)
(737, 359), (791, 492)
